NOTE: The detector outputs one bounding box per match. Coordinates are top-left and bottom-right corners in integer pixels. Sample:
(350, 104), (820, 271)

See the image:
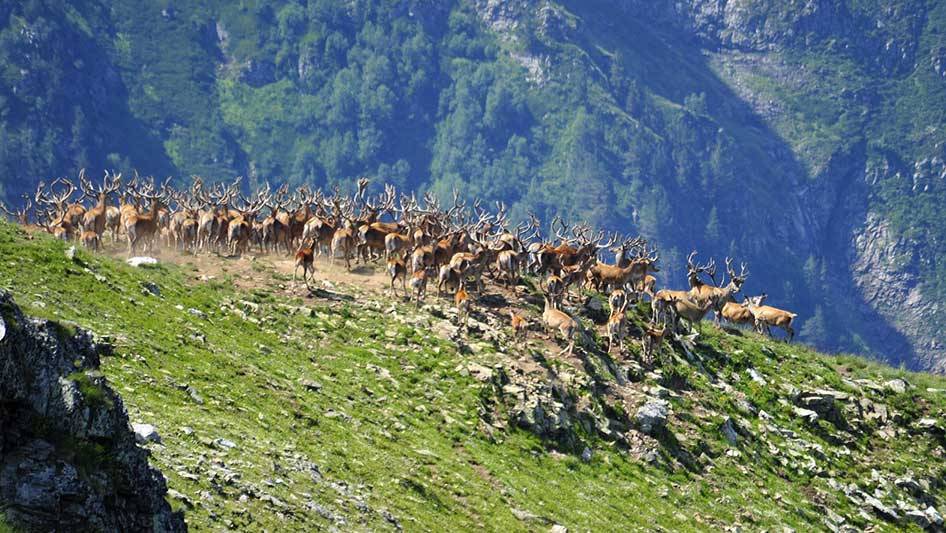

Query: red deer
(746, 294), (797, 342)
(542, 290), (577, 356)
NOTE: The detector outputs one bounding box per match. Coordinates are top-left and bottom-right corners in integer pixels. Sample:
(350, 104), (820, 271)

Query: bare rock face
(0, 291), (185, 532)
(851, 213), (946, 371)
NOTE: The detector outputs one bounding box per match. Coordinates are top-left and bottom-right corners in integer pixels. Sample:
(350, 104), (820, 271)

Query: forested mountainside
(1, 0), (945, 370)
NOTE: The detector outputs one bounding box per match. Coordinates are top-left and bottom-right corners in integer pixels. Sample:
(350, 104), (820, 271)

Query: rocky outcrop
(851, 212), (945, 371)
(0, 291), (185, 532)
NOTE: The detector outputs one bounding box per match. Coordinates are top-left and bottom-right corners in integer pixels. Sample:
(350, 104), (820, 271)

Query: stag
(0, 196), (32, 225)
(79, 170), (121, 240)
(125, 178), (169, 255)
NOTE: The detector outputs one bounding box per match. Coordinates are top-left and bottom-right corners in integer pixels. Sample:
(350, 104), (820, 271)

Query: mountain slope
(0, 1), (944, 370)
(1, 222), (945, 530)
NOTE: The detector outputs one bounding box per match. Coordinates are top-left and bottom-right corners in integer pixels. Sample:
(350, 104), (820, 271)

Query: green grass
(0, 221), (944, 531)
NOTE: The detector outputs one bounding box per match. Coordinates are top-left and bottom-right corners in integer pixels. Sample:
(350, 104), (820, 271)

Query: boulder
(126, 256), (158, 268)
(884, 378), (909, 394)
(131, 423), (162, 444)
(720, 417), (740, 445)
(636, 399), (669, 435)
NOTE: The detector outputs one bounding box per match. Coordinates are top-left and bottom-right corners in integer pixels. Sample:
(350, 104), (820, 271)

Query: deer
(495, 248), (522, 287)
(704, 258), (749, 328)
(542, 290), (578, 356)
(387, 255), (408, 297)
(606, 301), (628, 354)
(410, 267), (428, 307)
(125, 179), (168, 255)
(684, 251), (718, 305)
(587, 238), (659, 295)
(745, 294), (797, 342)
(0, 197), (32, 226)
(261, 185), (291, 254)
(509, 309), (528, 343)
(721, 294), (763, 328)
(455, 282), (471, 330)
(80, 229), (101, 251)
(669, 295), (715, 334)
(60, 175), (88, 231)
(227, 191), (266, 257)
(34, 179), (79, 241)
(652, 251), (715, 326)
(641, 322), (668, 365)
(609, 289), (627, 314)
(37, 208), (72, 241)
(79, 169), (121, 241)
(293, 239), (317, 287)
(287, 186), (315, 249)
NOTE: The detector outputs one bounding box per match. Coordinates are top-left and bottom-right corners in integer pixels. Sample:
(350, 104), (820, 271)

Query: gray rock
(550, 525), (568, 533)
(862, 493), (899, 521)
(926, 506), (944, 527)
(884, 378), (909, 394)
(131, 423), (162, 444)
(581, 447), (593, 463)
(793, 406), (819, 423)
(895, 476), (923, 496)
(214, 438), (238, 450)
(142, 281), (161, 297)
(907, 509), (933, 529)
(65, 245), (76, 261)
(186, 386), (204, 404)
(126, 256), (158, 268)
(301, 379), (323, 392)
(511, 508), (539, 521)
(0, 291), (184, 532)
(720, 417), (740, 445)
(636, 399), (669, 434)
(747, 368), (767, 385)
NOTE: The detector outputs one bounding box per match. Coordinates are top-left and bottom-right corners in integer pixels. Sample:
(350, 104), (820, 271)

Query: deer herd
(3, 171), (799, 361)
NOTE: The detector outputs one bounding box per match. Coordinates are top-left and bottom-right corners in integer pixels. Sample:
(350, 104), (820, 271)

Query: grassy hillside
(0, 221), (944, 531)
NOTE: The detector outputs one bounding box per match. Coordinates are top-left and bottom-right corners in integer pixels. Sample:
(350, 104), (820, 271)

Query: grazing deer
(641, 322), (668, 365)
(293, 241), (316, 286)
(606, 302), (628, 354)
(387, 255), (408, 297)
(410, 268), (428, 307)
(509, 309), (528, 342)
(745, 294), (797, 342)
(542, 291), (577, 356)
(455, 283), (471, 330)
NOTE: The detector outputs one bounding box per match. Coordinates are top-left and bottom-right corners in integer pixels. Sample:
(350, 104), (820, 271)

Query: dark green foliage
(0, 1), (945, 366)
